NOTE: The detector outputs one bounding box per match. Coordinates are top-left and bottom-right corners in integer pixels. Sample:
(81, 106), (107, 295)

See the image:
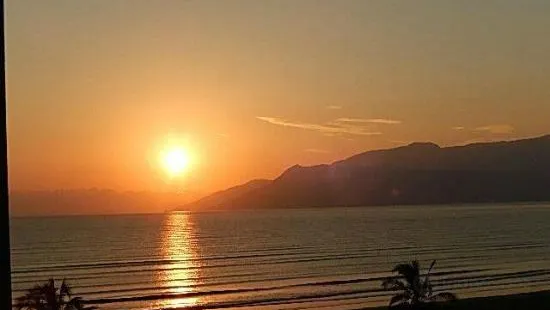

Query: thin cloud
(452, 126), (465, 130)
(474, 124), (514, 134)
(459, 138), (494, 145)
(256, 116), (382, 136)
(304, 148), (330, 153)
(334, 118), (402, 125)
(326, 105), (342, 110)
(458, 136), (518, 145)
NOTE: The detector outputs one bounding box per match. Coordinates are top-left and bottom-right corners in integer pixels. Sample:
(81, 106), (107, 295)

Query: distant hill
(10, 189), (198, 217)
(179, 135), (550, 210)
(180, 179), (271, 211)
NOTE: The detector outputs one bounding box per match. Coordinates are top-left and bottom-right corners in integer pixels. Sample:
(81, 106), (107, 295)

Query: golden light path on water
(156, 212), (200, 309)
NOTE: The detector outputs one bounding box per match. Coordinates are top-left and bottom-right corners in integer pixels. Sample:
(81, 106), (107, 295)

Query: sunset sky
(6, 0), (550, 196)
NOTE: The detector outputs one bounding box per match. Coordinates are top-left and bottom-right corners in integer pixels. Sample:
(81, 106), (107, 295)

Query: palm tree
(14, 278), (97, 310)
(382, 260), (456, 308)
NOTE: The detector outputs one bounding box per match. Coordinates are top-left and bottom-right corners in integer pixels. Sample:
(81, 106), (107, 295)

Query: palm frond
(392, 262), (413, 275)
(412, 260), (420, 272)
(60, 279), (72, 304)
(65, 297), (82, 310)
(384, 259), (457, 307)
(393, 261), (420, 287)
(16, 283), (47, 310)
(426, 260), (436, 275)
(382, 277), (408, 291)
(41, 279), (59, 309)
(422, 279), (433, 298)
(388, 293), (410, 307)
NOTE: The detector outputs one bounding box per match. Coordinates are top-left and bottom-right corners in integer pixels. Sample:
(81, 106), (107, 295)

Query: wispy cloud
(474, 124), (514, 134)
(304, 148), (330, 153)
(452, 126), (465, 130)
(334, 118), (402, 125)
(458, 136), (518, 145)
(256, 116), (382, 136)
(326, 105), (342, 110)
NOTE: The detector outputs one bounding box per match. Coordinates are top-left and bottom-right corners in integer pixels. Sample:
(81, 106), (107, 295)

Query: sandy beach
(367, 290), (550, 310)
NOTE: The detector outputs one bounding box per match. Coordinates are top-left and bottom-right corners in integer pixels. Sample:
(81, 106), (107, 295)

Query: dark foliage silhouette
(14, 278), (97, 310)
(382, 260), (457, 308)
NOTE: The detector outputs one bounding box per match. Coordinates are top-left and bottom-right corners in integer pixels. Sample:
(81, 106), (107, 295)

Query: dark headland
(179, 134), (550, 211)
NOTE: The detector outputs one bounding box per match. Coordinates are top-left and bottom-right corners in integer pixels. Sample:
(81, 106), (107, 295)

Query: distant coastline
(176, 200), (550, 213)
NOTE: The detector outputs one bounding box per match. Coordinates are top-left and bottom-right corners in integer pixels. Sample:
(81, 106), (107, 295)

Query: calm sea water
(10, 204), (550, 309)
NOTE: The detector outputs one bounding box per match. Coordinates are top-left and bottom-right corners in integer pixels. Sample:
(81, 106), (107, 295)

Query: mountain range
(179, 134), (550, 210)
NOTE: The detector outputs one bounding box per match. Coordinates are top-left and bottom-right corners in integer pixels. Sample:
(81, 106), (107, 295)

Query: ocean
(10, 203), (550, 309)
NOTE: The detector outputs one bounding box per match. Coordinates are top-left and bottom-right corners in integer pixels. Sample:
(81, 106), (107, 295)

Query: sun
(161, 148), (190, 177)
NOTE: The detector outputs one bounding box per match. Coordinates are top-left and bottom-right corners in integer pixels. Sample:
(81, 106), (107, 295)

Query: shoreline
(366, 290), (550, 309)
(13, 284), (550, 309)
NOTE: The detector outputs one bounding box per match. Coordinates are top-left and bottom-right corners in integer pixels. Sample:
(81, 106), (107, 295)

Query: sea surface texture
(10, 204), (550, 309)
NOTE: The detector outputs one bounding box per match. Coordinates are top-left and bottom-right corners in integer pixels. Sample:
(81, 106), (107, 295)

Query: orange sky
(5, 0), (550, 195)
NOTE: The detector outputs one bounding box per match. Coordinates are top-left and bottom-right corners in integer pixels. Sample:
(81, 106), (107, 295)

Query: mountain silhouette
(180, 134), (550, 210)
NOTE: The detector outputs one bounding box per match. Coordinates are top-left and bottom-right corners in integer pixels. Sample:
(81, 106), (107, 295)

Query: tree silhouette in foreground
(382, 260), (457, 308)
(14, 279), (97, 310)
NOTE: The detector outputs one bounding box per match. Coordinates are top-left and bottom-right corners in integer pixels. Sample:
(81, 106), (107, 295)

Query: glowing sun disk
(161, 148), (190, 176)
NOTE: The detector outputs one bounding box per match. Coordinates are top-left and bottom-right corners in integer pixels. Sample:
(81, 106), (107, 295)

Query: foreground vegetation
(14, 279), (97, 310)
(382, 260), (457, 308)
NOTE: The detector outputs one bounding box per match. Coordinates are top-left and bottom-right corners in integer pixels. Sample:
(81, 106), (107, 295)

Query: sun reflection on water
(157, 212), (199, 309)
